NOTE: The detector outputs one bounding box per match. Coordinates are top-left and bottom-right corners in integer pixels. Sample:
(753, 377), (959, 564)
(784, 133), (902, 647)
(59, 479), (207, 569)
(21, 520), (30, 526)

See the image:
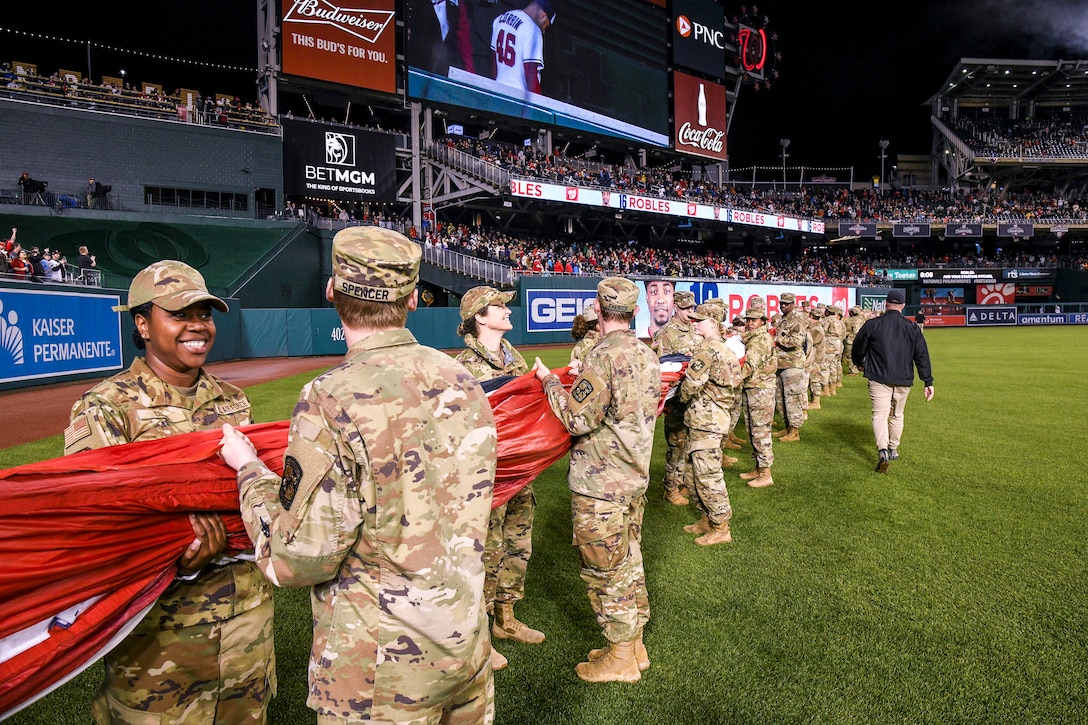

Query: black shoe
(887, 448), (899, 461)
(875, 449), (890, 473)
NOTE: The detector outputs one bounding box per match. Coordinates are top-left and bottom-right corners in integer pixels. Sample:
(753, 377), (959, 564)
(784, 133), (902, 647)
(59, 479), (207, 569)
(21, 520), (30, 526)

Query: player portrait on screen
(491, 0), (556, 94)
(644, 278), (676, 339)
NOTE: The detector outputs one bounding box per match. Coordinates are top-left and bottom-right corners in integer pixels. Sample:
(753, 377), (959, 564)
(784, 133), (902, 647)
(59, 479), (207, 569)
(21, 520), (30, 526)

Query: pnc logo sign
(676, 15), (692, 37)
(676, 14), (725, 48)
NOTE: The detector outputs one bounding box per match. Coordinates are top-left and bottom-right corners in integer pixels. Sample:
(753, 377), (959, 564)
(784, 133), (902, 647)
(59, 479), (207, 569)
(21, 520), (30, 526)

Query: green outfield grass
(5, 327), (1088, 724)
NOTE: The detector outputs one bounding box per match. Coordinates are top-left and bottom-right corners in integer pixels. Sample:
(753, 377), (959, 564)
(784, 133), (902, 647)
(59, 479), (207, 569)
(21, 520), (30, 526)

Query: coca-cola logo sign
(672, 71), (727, 161)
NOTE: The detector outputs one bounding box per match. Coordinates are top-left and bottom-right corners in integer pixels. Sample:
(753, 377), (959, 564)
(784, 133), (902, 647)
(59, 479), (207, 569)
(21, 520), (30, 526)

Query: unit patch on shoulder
(572, 378), (595, 403)
(280, 456), (302, 510)
(689, 358), (706, 373)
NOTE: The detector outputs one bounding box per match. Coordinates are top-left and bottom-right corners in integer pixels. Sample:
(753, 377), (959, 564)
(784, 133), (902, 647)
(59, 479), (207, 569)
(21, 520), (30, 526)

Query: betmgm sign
(282, 118), (396, 202)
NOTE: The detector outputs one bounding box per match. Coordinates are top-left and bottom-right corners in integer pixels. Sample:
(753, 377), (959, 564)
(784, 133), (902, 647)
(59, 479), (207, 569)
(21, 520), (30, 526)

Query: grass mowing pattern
(4, 328), (1087, 724)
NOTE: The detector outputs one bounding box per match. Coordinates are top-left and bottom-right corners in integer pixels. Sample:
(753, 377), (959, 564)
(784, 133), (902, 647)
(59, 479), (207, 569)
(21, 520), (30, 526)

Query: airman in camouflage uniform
(807, 304), (828, 408)
(773, 292), (807, 441)
(533, 277), (660, 684)
(65, 260), (275, 724)
(678, 303), (743, 546)
(738, 307), (778, 488)
(651, 290), (701, 505)
(570, 303), (601, 363)
(843, 305), (865, 375)
(455, 286), (544, 667)
(221, 228), (496, 724)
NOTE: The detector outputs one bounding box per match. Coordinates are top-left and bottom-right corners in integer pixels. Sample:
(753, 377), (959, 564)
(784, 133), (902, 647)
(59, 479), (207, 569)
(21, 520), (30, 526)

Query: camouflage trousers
(92, 593), (275, 725)
(843, 340), (859, 374)
(662, 407), (689, 494)
(685, 429), (732, 525)
(775, 367), (806, 430)
(570, 493), (649, 644)
(809, 362), (826, 396)
(742, 387), (775, 468)
(484, 484), (535, 608)
(826, 341), (844, 385)
(315, 656), (495, 725)
(729, 394), (743, 438)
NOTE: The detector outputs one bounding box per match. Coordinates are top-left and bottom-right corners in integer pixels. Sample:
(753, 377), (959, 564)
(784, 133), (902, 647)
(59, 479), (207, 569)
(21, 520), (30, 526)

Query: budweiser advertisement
(281, 0), (397, 94)
(672, 71), (727, 162)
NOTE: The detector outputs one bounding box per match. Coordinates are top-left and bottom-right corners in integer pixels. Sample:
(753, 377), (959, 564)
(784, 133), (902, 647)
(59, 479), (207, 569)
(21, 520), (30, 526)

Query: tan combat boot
(493, 602), (545, 644)
(490, 646), (508, 672)
(694, 521), (732, 546)
(664, 488), (689, 506)
(589, 629), (649, 672)
(747, 467), (774, 488)
(739, 469), (760, 481)
(722, 438), (742, 450)
(722, 454), (738, 466)
(576, 641), (641, 683)
(772, 427), (790, 438)
(809, 395), (822, 410)
(778, 428), (801, 442)
(683, 515), (711, 534)
(728, 431), (746, 444)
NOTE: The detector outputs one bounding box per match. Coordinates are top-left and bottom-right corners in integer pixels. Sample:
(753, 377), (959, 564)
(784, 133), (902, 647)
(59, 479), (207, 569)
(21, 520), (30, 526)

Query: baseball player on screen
(491, 0), (556, 93)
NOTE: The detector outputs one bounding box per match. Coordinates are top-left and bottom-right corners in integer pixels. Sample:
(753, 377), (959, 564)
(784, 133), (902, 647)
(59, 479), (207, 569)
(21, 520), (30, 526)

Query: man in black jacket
(852, 288), (934, 473)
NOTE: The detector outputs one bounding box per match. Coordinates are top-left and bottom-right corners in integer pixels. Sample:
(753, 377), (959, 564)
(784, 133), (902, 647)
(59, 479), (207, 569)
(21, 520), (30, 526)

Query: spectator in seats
(76, 245), (97, 279)
(17, 171), (31, 201)
(0, 247), (9, 275)
(86, 177), (98, 209)
(11, 249), (34, 281)
(3, 227), (15, 257)
(39, 249), (61, 281)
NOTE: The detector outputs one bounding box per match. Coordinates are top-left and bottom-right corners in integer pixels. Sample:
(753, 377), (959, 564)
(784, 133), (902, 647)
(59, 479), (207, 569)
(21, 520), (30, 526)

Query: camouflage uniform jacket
(65, 356), (269, 628)
(808, 320), (827, 364)
(774, 309), (809, 369)
(843, 314), (864, 343)
(740, 328), (778, 390)
(824, 315), (846, 348)
(679, 337), (742, 433)
(542, 329), (659, 504)
(570, 329), (601, 363)
(235, 328), (497, 720)
(455, 333), (529, 380)
(651, 317), (701, 357)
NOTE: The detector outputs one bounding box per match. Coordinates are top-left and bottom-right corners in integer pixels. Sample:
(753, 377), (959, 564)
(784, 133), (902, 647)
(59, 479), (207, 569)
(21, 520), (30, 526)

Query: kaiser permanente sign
(509, 179), (825, 234)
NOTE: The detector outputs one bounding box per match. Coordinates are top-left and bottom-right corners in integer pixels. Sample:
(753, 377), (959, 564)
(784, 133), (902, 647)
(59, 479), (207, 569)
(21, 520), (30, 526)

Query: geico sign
(526, 292), (596, 331)
(531, 297), (583, 323)
(676, 15), (725, 49)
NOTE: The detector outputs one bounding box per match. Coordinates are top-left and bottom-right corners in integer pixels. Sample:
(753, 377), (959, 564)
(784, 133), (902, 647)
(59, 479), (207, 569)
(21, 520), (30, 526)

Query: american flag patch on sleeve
(64, 417), (91, 450)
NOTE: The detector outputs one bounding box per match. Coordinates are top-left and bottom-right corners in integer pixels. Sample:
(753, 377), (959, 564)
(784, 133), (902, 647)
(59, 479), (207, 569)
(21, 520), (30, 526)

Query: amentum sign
(282, 118), (396, 202)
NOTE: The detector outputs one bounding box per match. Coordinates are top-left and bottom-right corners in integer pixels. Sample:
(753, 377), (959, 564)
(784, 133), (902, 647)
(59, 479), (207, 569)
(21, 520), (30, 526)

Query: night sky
(3, 1), (1086, 178)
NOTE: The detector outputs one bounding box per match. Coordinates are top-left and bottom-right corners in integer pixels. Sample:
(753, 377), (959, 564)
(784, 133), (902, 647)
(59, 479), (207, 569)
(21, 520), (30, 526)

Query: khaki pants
(867, 380), (912, 451)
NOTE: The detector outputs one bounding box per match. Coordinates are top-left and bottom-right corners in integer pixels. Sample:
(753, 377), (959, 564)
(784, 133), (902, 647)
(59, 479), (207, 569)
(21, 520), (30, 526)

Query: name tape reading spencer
(338, 280), (392, 301)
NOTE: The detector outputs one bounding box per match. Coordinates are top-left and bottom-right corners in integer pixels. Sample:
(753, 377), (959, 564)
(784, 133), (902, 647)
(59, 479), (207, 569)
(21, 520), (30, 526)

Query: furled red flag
(0, 363), (680, 718)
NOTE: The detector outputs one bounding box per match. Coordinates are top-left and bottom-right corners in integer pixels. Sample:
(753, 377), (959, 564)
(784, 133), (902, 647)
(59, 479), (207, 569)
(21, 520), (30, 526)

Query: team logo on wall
(326, 133), (356, 166)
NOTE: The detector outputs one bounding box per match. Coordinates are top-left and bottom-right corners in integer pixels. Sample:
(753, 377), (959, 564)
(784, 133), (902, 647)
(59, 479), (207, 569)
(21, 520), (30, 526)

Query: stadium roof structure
(928, 58), (1088, 194)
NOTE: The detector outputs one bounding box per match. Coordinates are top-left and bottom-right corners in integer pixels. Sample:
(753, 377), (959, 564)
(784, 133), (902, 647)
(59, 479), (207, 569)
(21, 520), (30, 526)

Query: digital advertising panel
(405, 0), (669, 147)
(672, 71), (727, 161)
(282, 118), (397, 202)
(671, 0), (727, 80)
(281, 0), (397, 94)
(0, 288), (122, 384)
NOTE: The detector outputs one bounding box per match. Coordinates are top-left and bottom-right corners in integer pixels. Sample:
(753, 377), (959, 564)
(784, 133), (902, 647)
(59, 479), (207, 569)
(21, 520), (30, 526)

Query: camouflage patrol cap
(749, 296), (766, 309)
(460, 285), (515, 321)
(581, 302), (598, 322)
(705, 297), (725, 309)
(332, 227), (420, 303)
(744, 307), (767, 320)
(780, 292), (796, 304)
(113, 260), (227, 313)
(688, 303), (724, 323)
(850, 305), (862, 315)
(674, 290), (696, 309)
(597, 277), (639, 313)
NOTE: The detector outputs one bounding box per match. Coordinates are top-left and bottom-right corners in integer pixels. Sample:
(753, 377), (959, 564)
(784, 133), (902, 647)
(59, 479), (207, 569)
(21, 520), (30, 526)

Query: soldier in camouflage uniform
(455, 286), (543, 670)
(651, 290), (701, 506)
(678, 303), (743, 546)
(221, 227), (496, 724)
(706, 297), (745, 458)
(532, 277), (660, 684)
(64, 260), (276, 724)
(843, 305), (865, 375)
(807, 304), (828, 409)
(822, 305), (845, 395)
(773, 292), (807, 442)
(570, 303), (601, 363)
(738, 307), (778, 488)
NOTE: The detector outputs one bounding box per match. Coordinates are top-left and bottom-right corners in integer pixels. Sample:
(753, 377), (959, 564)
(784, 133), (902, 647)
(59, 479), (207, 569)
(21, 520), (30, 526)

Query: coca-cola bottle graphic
(697, 83), (707, 126)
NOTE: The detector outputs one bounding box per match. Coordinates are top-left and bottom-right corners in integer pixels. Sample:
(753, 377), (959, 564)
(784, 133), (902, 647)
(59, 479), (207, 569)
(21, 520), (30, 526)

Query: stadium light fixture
(878, 139), (890, 190)
(780, 138), (790, 187)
